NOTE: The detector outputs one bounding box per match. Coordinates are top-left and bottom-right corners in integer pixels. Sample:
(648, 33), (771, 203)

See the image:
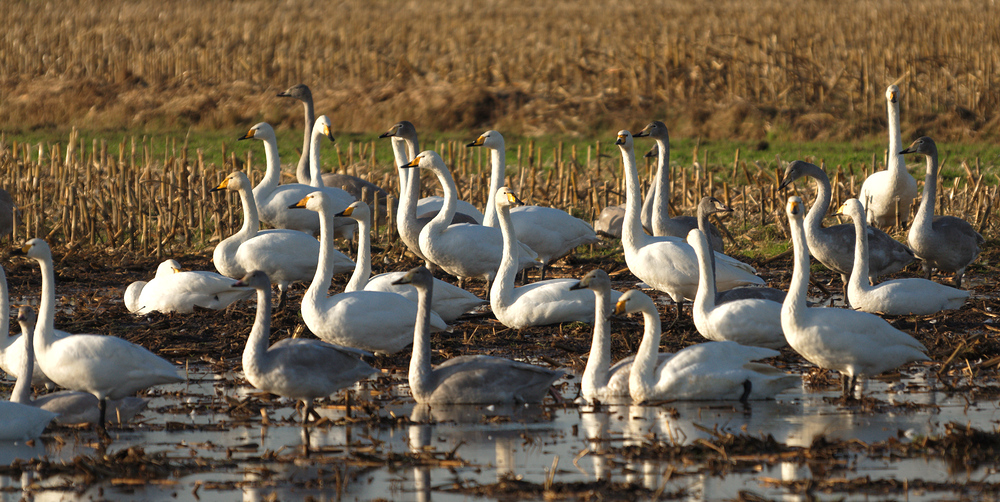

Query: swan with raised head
(469, 130), (598, 279)
(491, 187), (621, 328)
(901, 137), (983, 287)
(837, 198), (969, 315)
(780, 196), (930, 398)
(124, 259), (253, 314)
(337, 201), (485, 322)
(15, 238), (184, 433)
(211, 171), (353, 309)
(779, 160), (915, 298)
(14, 307), (147, 426)
(291, 192), (447, 355)
(615, 130), (763, 318)
(402, 151), (538, 288)
(0, 265), (57, 387)
(634, 121), (724, 250)
(859, 84), (918, 227)
(615, 289), (798, 403)
(689, 227), (786, 349)
(393, 266), (564, 404)
(234, 270), (378, 422)
(238, 121), (356, 239)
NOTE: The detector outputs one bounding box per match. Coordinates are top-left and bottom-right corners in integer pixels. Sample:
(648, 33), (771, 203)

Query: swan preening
(125, 259), (253, 314)
(859, 85), (918, 228)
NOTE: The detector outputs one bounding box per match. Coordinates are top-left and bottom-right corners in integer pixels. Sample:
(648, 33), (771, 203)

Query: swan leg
(276, 285), (288, 311)
(840, 274), (850, 308)
(97, 398), (110, 438)
(739, 379), (752, 404)
(923, 263), (933, 281)
(841, 373), (851, 398)
(953, 269), (964, 289)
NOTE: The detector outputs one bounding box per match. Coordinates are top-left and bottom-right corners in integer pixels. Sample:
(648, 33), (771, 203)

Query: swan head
(289, 191), (335, 214)
(277, 83), (312, 101)
(237, 122), (276, 143)
(698, 196), (731, 217)
(336, 200), (371, 224)
(835, 198), (866, 223)
(390, 265), (433, 289)
(886, 84), (899, 104)
(643, 144), (658, 159)
(401, 150), (443, 171)
(614, 130), (633, 148)
(379, 120), (417, 140)
(233, 270), (271, 290)
(568, 269), (610, 293)
(779, 160), (819, 190)
(685, 228), (710, 252)
(613, 289), (654, 316)
(634, 121), (668, 140)
(12, 238), (51, 262)
(899, 136), (936, 157)
(313, 115), (335, 143)
(466, 130), (504, 149)
(494, 187), (524, 210)
(786, 196), (805, 222)
(124, 281), (146, 313)
(156, 259), (183, 278)
(211, 171), (252, 193)
(17, 306), (35, 327)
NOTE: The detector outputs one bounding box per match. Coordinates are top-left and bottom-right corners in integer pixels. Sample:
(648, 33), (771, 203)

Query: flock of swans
(0, 83), (985, 447)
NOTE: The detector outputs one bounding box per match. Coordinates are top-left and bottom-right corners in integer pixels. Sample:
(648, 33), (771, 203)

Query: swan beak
(614, 134), (627, 146)
(378, 127), (396, 139)
(613, 299), (627, 316)
(899, 147), (914, 155)
(323, 125), (335, 143)
(467, 135), (485, 147)
(568, 281), (585, 291)
(391, 271), (415, 286)
(336, 206), (355, 217)
(400, 157), (420, 169)
(890, 90), (898, 103)
(237, 128), (255, 141)
(633, 129), (650, 138)
(289, 196), (310, 209)
(233, 280), (247, 288)
(506, 192), (525, 207)
(835, 203), (846, 215)
(211, 178), (230, 192)
(11, 244), (28, 256)
(788, 199), (802, 215)
(172, 267), (181, 274)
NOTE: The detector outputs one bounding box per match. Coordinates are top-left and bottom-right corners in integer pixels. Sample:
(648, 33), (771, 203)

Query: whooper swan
(858, 85), (918, 228)
(0, 264), (56, 388)
(124, 259), (253, 314)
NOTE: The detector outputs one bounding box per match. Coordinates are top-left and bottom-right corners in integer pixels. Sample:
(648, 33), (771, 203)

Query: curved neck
(345, 213), (372, 292)
(33, 254), (57, 356)
(804, 166), (832, 234)
(394, 137), (420, 234)
(253, 136), (283, 197)
(629, 302), (662, 402)
(651, 137), (671, 234)
(409, 282), (434, 400)
(308, 125), (327, 188)
(236, 184), (260, 240)
(243, 286), (273, 375)
(697, 209), (718, 274)
(783, 216), (810, 324)
(850, 209), (871, 291)
(423, 163), (458, 235)
(619, 144), (649, 251)
(296, 99), (316, 184)
(306, 203), (337, 304)
(484, 147), (506, 228)
(692, 234), (717, 315)
(11, 320), (33, 404)
(581, 287), (611, 397)
(887, 99), (906, 176)
(490, 204), (519, 310)
(911, 154), (937, 235)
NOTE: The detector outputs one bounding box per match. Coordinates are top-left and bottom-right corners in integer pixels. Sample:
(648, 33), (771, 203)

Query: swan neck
(10, 322), (33, 404)
(804, 167), (832, 233)
(693, 236), (717, 315)
(911, 154), (937, 233)
(393, 138), (421, 245)
(783, 216), (810, 322)
(425, 163), (458, 232)
(629, 303), (661, 401)
(308, 126), (326, 188)
(490, 204), (519, 311)
(581, 287), (612, 397)
(345, 214), (372, 292)
(409, 283), (434, 400)
(887, 99), (906, 175)
(296, 99), (315, 184)
(306, 204), (337, 304)
(237, 184), (260, 239)
(243, 286), (272, 374)
(256, 136), (282, 195)
(850, 210), (871, 291)
(484, 147), (506, 228)
(652, 137), (671, 232)
(33, 253), (58, 355)
(619, 144), (648, 250)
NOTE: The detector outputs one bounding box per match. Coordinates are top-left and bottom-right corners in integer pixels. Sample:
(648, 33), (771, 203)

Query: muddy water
(1, 363), (998, 502)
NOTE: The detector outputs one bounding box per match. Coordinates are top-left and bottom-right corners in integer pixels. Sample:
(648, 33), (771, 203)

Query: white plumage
(125, 259), (253, 314)
(859, 84), (918, 227)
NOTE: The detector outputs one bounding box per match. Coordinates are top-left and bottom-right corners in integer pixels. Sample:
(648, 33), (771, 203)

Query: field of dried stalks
(1, 0), (997, 141)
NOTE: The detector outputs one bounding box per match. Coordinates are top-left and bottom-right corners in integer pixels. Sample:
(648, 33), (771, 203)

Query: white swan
(837, 198), (969, 315)
(491, 186), (621, 329)
(0, 265), (57, 387)
(780, 196), (930, 398)
(403, 151), (538, 287)
(211, 171), (353, 308)
(337, 201), (485, 322)
(238, 121), (356, 239)
(615, 130), (763, 317)
(901, 137), (984, 287)
(14, 307), (147, 426)
(3, 306), (57, 441)
(16, 238), (184, 432)
(615, 290), (798, 403)
(470, 130), (598, 279)
(124, 259), (253, 314)
(393, 266), (564, 404)
(689, 228), (786, 349)
(859, 85), (918, 227)
(779, 160), (915, 298)
(292, 192), (447, 355)
(634, 121), (724, 250)
(235, 270), (378, 421)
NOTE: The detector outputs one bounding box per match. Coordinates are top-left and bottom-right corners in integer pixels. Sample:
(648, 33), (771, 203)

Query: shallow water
(2, 363), (999, 502)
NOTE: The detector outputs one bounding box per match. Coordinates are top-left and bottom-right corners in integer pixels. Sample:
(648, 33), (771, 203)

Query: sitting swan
(491, 186), (621, 329)
(615, 290), (798, 403)
(1, 340), (56, 441)
(393, 266), (564, 404)
(336, 201), (485, 322)
(16, 238), (184, 433)
(469, 130), (598, 280)
(403, 151), (538, 288)
(859, 84), (918, 228)
(211, 171), (353, 309)
(291, 192), (447, 355)
(901, 137), (984, 287)
(615, 130), (763, 318)
(14, 307), (147, 426)
(124, 259), (253, 314)
(837, 199), (969, 315)
(780, 197), (930, 398)
(235, 270), (378, 422)
(689, 228), (786, 349)
(0, 265), (57, 388)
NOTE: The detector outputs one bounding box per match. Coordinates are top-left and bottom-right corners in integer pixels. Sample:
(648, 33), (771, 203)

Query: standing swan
(469, 130), (598, 279)
(837, 199), (969, 315)
(235, 270), (378, 422)
(124, 259), (253, 314)
(615, 130), (763, 319)
(859, 85), (918, 227)
(393, 266), (564, 404)
(291, 192), (447, 355)
(901, 137), (983, 287)
(491, 187), (621, 329)
(615, 290), (797, 403)
(780, 197), (929, 398)
(16, 239), (184, 434)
